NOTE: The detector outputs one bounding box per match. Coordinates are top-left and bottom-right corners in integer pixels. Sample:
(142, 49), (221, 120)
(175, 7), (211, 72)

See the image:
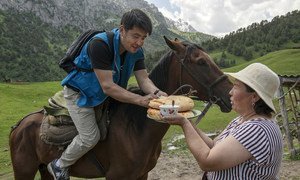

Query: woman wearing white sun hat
(163, 63), (283, 179)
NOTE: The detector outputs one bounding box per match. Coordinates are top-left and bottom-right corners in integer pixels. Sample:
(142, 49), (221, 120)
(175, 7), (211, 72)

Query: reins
(170, 84), (212, 124)
(171, 84), (196, 96)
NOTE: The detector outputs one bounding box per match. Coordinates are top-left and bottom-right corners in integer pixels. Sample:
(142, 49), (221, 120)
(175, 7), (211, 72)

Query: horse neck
(149, 52), (183, 96)
(113, 102), (170, 145)
(148, 51), (173, 93)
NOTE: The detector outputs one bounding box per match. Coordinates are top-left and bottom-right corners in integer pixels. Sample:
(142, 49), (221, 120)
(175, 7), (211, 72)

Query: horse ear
(163, 36), (174, 49)
(163, 36), (184, 52)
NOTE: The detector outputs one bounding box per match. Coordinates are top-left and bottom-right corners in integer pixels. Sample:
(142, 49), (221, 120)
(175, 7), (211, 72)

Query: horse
(9, 36), (232, 180)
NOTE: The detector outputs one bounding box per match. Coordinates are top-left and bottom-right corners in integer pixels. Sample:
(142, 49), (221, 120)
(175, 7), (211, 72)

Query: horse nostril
(209, 96), (219, 103)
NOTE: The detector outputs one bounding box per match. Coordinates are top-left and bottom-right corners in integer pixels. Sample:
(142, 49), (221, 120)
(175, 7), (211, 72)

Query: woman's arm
(190, 122), (215, 148)
(164, 115), (252, 171)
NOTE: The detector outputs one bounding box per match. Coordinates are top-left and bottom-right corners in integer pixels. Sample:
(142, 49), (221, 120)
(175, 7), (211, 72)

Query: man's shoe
(47, 159), (69, 180)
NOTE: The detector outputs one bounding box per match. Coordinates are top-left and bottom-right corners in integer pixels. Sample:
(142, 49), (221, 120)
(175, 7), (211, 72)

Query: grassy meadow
(223, 49), (300, 75)
(0, 48), (299, 177)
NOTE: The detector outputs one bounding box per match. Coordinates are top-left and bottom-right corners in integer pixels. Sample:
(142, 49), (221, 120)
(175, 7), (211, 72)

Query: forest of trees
(202, 10), (300, 62)
(0, 10), (81, 82)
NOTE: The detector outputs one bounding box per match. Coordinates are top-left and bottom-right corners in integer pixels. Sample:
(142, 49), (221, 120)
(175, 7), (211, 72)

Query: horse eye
(197, 58), (208, 66)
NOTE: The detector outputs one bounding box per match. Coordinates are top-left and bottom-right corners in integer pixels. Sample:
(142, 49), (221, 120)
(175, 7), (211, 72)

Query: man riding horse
(10, 21), (232, 180)
(47, 9), (167, 180)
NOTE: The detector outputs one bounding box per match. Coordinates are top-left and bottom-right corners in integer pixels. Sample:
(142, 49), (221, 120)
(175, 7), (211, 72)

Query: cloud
(158, 7), (178, 20)
(158, 0), (300, 37)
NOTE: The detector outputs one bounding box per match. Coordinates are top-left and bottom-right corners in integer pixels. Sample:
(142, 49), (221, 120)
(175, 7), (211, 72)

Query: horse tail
(10, 109), (45, 134)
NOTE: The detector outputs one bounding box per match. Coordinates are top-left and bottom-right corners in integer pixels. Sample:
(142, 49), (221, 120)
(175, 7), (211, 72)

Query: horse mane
(108, 86), (148, 134)
(148, 41), (204, 89)
(182, 41), (205, 52)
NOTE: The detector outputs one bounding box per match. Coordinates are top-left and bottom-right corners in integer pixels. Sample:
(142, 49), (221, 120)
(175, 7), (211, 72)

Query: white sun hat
(225, 63), (280, 112)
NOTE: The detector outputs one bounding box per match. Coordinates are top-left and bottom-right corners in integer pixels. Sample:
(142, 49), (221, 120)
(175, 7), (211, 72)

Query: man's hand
(153, 89), (168, 98)
(138, 94), (158, 107)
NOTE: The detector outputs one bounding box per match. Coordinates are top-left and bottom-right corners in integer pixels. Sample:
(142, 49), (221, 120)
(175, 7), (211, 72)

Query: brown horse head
(149, 36), (232, 112)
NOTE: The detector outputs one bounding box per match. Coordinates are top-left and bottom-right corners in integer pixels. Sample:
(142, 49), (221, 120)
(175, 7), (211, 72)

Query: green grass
(0, 82), (63, 175)
(223, 49), (300, 75)
(210, 51), (247, 66)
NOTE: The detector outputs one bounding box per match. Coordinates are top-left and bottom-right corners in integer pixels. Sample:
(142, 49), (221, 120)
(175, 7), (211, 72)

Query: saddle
(40, 91), (110, 146)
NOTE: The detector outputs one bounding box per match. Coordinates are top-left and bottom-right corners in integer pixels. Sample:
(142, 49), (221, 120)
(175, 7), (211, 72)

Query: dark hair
(245, 84), (273, 117)
(120, 9), (152, 35)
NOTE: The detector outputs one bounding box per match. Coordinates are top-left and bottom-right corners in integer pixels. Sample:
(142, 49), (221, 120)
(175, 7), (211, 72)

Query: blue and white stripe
(207, 117), (283, 180)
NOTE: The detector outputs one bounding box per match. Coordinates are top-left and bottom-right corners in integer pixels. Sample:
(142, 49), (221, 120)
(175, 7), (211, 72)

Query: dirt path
(2, 152), (299, 179)
(148, 152), (300, 180)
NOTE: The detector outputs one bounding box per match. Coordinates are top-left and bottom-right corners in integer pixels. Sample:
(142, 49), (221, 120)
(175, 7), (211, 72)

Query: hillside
(223, 49), (300, 75)
(0, 0), (213, 82)
(169, 29), (215, 44)
(203, 10), (300, 66)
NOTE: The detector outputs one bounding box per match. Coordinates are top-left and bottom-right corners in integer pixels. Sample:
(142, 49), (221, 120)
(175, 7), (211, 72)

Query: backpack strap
(78, 31), (115, 72)
(106, 31), (114, 56)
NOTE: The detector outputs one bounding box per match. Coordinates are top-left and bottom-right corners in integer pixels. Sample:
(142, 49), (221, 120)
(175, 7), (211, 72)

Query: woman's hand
(162, 114), (189, 126)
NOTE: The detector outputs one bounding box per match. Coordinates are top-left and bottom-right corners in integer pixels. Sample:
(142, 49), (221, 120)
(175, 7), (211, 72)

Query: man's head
(119, 9), (153, 53)
(120, 9), (152, 35)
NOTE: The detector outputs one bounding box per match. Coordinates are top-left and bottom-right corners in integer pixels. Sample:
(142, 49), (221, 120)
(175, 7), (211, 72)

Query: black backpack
(59, 29), (114, 73)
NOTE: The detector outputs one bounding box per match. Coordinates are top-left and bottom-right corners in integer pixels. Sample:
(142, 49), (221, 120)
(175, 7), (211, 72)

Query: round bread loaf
(147, 108), (195, 121)
(148, 95), (194, 112)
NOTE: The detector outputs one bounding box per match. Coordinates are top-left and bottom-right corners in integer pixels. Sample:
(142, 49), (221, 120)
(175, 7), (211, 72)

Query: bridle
(178, 58), (228, 103)
(173, 44), (229, 124)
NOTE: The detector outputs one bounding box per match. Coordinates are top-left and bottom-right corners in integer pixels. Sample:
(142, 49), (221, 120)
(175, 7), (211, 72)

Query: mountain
(0, 0), (216, 82)
(165, 17), (197, 32)
(0, 0), (205, 45)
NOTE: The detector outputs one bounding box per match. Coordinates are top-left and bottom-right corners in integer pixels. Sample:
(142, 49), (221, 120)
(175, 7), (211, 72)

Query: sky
(145, 0), (300, 37)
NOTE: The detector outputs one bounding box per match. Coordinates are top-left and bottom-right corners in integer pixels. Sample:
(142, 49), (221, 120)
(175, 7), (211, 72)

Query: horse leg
(39, 164), (53, 180)
(12, 160), (39, 180)
(10, 113), (45, 180)
(13, 163), (51, 180)
(10, 134), (40, 180)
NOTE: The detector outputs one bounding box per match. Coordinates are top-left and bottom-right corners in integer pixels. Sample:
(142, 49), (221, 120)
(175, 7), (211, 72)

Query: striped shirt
(207, 117), (283, 180)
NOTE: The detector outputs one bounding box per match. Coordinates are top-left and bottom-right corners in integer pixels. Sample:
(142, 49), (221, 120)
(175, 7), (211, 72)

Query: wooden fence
(277, 75), (300, 158)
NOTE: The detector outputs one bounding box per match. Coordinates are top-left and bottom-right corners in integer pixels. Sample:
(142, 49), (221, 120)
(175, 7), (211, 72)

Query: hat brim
(225, 72), (276, 112)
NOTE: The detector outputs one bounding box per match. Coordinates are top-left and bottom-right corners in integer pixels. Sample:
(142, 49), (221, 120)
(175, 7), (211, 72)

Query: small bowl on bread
(159, 104), (179, 117)
(147, 95), (200, 122)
